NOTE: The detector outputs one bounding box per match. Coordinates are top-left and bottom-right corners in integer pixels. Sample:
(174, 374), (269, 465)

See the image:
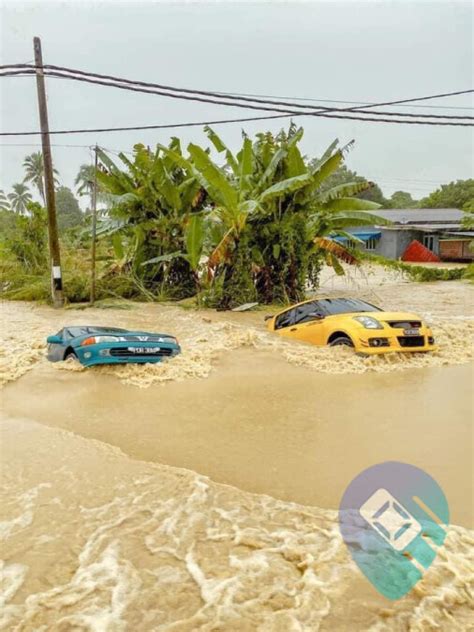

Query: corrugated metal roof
(443, 231), (474, 238)
(374, 208), (463, 224)
(381, 223), (463, 231)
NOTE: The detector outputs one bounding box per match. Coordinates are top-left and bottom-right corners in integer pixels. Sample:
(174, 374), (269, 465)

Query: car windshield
(317, 298), (381, 315)
(65, 326), (129, 338)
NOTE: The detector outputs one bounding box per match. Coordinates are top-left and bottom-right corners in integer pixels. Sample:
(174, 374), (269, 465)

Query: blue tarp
(333, 231), (382, 243)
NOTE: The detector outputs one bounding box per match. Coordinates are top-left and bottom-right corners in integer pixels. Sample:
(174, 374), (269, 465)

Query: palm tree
(75, 163), (112, 212)
(8, 183), (33, 214)
(23, 152), (59, 202)
(0, 189), (11, 211)
(75, 164), (96, 197)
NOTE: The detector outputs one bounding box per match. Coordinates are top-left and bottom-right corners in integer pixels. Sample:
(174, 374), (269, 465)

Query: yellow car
(266, 297), (436, 355)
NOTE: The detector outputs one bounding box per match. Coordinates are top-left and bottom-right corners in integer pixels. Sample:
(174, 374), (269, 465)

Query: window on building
(365, 238), (378, 251)
(423, 235), (435, 252)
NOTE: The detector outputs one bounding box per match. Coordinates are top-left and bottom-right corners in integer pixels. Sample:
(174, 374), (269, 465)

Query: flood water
(1, 269), (473, 630)
(2, 352), (473, 528)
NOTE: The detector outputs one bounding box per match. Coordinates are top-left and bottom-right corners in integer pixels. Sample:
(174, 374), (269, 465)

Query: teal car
(46, 326), (181, 367)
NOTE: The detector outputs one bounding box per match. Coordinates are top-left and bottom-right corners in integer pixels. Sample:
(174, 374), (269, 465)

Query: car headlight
(353, 316), (384, 330)
(162, 336), (178, 345)
(81, 335), (125, 346)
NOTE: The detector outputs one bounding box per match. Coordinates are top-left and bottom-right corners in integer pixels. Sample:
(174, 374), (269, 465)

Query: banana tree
(97, 127), (389, 306)
(160, 126), (388, 305)
(141, 213), (205, 299)
(157, 127), (322, 305)
(95, 141), (206, 298)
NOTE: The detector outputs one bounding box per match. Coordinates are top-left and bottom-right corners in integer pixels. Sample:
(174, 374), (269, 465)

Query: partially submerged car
(266, 297), (436, 355)
(47, 326), (181, 367)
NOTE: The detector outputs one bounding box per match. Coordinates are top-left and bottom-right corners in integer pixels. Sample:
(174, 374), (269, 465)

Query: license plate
(128, 347), (160, 354)
(403, 328), (420, 336)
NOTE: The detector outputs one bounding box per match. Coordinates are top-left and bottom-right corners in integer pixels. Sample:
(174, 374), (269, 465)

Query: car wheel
(329, 336), (354, 348)
(64, 350), (77, 361)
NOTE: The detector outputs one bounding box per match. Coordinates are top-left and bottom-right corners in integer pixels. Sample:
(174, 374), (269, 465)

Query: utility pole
(90, 145), (98, 304)
(33, 36), (63, 307)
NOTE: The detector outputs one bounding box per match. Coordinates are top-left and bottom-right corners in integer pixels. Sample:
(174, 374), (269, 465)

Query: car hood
(336, 311), (424, 322)
(118, 330), (177, 339)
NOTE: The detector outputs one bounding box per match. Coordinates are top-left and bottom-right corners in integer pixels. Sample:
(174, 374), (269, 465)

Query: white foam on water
(1, 417), (472, 630)
(0, 561), (28, 607)
(1, 275), (473, 388)
(0, 484), (51, 541)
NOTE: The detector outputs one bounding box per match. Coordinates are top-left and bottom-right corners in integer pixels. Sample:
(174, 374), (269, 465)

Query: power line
(4, 106), (474, 138)
(42, 65), (474, 117)
(5, 67), (474, 113)
(214, 92), (474, 112)
(1, 64), (473, 135)
(1, 65), (473, 122)
(3, 68), (339, 117)
(34, 71), (474, 121)
(3, 106), (474, 137)
(0, 142), (96, 148)
(4, 68), (472, 112)
(6, 64), (474, 113)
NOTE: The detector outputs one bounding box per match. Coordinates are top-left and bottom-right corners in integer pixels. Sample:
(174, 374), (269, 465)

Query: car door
(284, 301), (327, 345)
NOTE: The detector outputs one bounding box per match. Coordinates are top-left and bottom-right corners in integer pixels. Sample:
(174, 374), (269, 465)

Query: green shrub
(6, 203), (48, 272)
(462, 263), (474, 281)
(360, 252), (467, 282)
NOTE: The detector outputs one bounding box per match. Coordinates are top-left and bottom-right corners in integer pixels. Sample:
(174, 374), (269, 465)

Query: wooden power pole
(90, 145), (98, 304)
(33, 36), (64, 307)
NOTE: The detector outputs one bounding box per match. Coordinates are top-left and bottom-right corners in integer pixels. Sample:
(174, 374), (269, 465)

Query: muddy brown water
(1, 272), (474, 629)
(2, 351), (473, 529)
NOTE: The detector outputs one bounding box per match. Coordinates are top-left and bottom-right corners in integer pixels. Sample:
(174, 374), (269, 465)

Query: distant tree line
(1, 150), (472, 228)
(0, 152), (84, 231)
(316, 165), (474, 211)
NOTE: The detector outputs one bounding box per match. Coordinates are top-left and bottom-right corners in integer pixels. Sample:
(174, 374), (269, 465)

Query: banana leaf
(314, 236), (358, 264)
(187, 144), (238, 211)
(257, 147), (287, 192)
(204, 126), (239, 176)
(185, 215), (204, 271)
(320, 197), (382, 212)
(309, 140), (354, 192)
(141, 251), (183, 266)
(316, 181), (375, 203)
(259, 172), (312, 203)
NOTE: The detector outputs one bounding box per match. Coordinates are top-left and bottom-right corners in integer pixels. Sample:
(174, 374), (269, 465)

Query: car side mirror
(308, 312), (325, 320)
(264, 315), (274, 322)
(47, 334), (62, 344)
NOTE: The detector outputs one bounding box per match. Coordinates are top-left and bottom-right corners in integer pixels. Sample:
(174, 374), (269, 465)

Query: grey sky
(1, 0), (473, 206)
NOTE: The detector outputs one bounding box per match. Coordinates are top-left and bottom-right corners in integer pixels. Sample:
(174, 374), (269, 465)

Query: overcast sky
(1, 0), (473, 206)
